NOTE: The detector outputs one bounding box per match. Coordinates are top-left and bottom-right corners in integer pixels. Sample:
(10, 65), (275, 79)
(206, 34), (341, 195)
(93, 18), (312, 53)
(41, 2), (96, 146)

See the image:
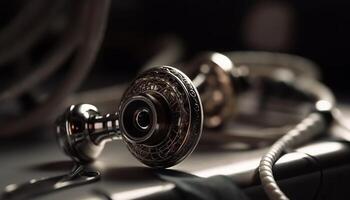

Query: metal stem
(89, 113), (122, 145)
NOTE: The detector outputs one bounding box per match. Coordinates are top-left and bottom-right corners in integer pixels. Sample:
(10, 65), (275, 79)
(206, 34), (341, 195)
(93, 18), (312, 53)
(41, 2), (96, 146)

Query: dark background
(0, 0), (349, 137)
(1, 0), (349, 94)
(0, 2), (349, 199)
(96, 0), (349, 96)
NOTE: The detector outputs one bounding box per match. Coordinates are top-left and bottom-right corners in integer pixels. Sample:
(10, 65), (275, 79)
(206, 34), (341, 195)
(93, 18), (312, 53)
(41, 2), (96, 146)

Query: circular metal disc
(120, 66), (203, 168)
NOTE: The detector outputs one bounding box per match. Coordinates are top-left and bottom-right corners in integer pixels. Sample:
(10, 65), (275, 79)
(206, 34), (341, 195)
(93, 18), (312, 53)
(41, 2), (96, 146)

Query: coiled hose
(259, 112), (326, 200)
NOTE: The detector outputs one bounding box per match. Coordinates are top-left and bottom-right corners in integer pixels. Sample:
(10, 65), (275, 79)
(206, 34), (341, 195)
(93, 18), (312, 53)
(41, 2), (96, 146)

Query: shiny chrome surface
(120, 66), (203, 168)
(55, 52), (322, 168)
(3, 106), (350, 200)
(184, 52), (239, 128)
(55, 51), (315, 167)
(56, 66), (203, 168)
(56, 104), (121, 163)
(146, 52), (247, 128)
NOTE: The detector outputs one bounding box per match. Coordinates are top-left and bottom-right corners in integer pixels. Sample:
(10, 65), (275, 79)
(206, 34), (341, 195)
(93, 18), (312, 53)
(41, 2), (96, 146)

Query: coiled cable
(258, 77), (335, 200)
(259, 112), (326, 200)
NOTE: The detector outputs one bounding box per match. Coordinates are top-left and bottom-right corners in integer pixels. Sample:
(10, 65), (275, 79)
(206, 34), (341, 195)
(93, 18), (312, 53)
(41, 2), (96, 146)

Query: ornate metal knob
(56, 66), (203, 168)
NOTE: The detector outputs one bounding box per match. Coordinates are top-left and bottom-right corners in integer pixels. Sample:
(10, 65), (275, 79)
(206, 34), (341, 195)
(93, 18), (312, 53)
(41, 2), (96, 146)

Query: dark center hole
(135, 109), (151, 130)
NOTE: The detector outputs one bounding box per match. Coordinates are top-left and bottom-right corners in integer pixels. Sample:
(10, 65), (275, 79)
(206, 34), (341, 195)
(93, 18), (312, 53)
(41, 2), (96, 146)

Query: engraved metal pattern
(120, 66), (203, 168)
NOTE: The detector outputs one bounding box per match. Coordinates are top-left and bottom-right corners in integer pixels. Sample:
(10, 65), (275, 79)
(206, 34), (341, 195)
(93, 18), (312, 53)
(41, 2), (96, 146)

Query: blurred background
(0, 0), (349, 138)
(1, 1), (350, 200)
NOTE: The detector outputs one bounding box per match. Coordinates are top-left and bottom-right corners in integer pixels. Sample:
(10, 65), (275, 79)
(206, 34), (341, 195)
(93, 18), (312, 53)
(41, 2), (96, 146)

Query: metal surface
(55, 52), (326, 170)
(1, 126), (350, 200)
(120, 66), (203, 168)
(0, 106), (349, 199)
(1, 165), (100, 200)
(145, 52), (252, 128)
(56, 66), (204, 168)
(56, 104), (119, 163)
(183, 52), (239, 128)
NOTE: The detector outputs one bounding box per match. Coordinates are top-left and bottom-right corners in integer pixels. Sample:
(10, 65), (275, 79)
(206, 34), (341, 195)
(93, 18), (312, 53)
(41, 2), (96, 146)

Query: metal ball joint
(56, 53), (247, 168)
